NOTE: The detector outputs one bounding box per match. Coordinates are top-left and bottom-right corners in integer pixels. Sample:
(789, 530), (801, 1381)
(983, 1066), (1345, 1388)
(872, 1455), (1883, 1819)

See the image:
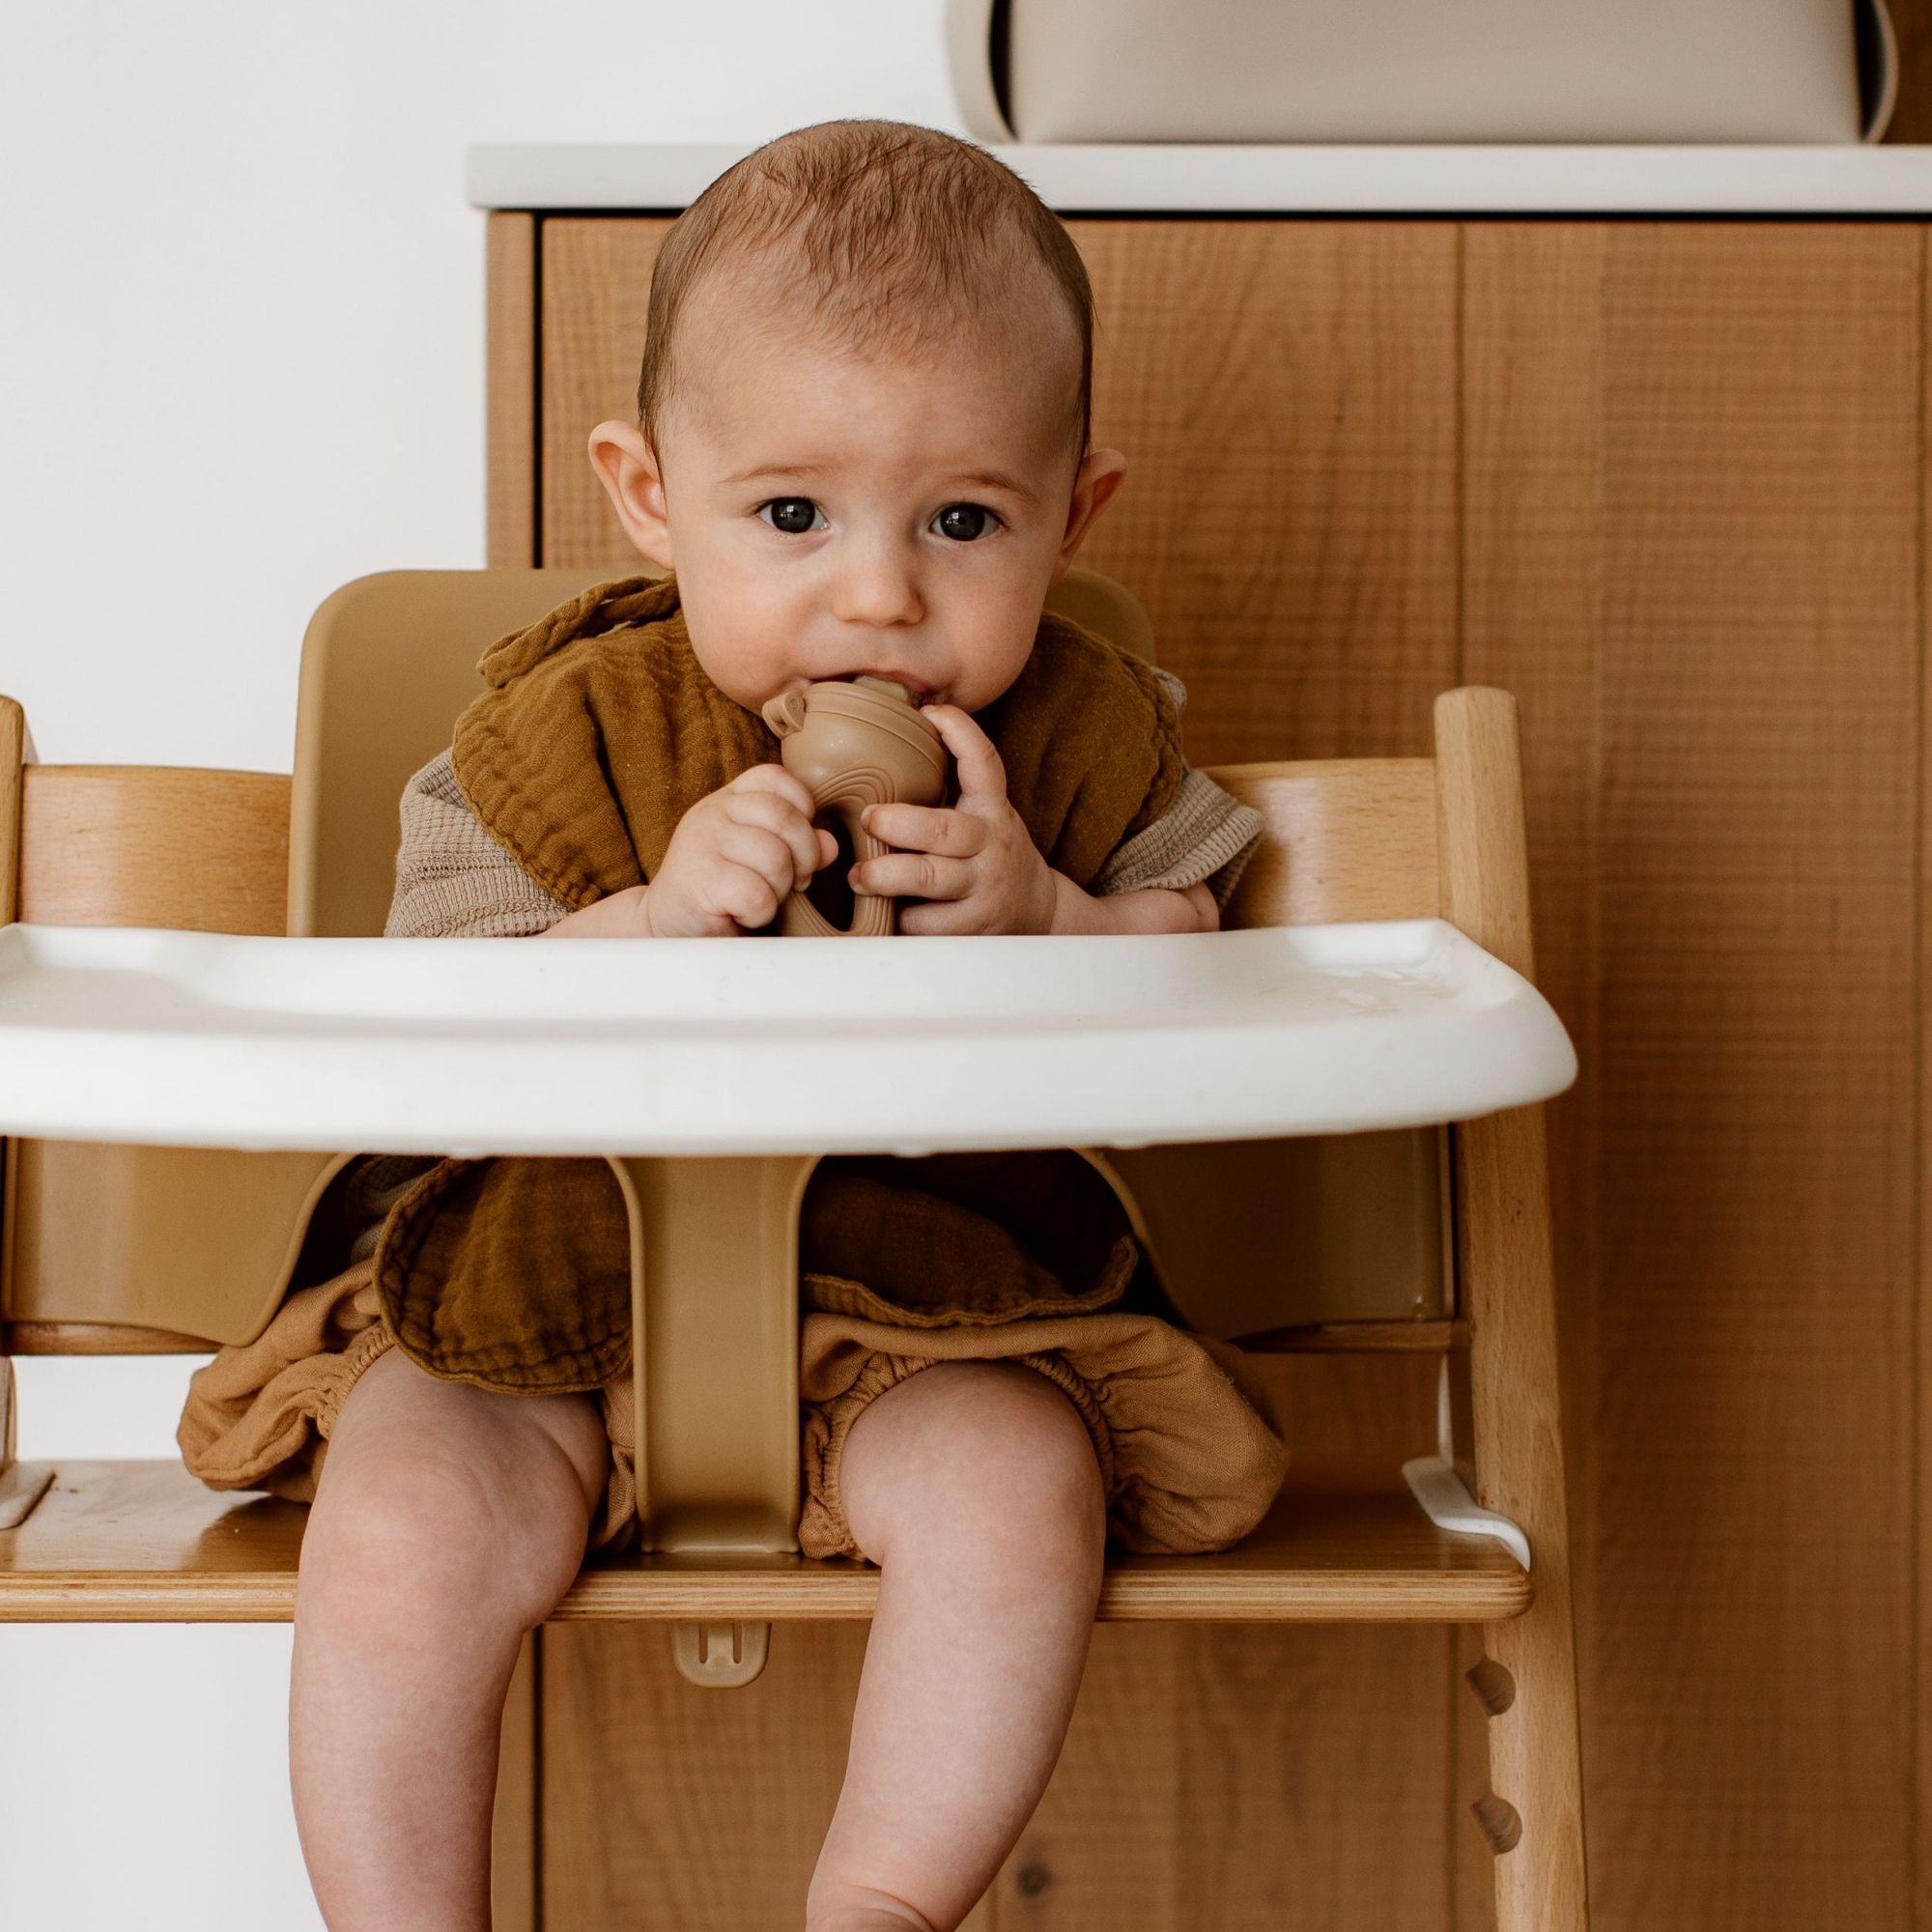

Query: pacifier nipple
(851, 676), (916, 704)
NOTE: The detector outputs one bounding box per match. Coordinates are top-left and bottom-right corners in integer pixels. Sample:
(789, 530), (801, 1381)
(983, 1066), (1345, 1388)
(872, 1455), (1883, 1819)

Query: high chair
(0, 565), (1589, 1930)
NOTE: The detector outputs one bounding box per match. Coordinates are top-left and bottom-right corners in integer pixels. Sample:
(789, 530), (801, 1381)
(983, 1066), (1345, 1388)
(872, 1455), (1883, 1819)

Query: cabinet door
(1463, 221), (1920, 1932)
(538, 216), (1463, 766)
(522, 212), (1927, 1931)
(532, 215), (1463, 1932)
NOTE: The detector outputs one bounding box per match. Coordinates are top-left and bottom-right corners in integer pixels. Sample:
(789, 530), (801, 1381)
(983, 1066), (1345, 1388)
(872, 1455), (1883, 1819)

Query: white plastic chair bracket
(1402, 1456), (1530, 1572)
(1400, 1358), (1532, 1572)
(671, 1620), (772, 1689)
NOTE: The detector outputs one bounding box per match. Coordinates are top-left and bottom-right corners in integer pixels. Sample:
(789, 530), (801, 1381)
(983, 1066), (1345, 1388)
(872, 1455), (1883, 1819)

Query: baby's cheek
(686, 628), (794, 713)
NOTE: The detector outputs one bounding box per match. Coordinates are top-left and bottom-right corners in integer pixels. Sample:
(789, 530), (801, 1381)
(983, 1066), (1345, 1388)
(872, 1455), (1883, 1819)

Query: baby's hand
(644, 764), (838, 938)
(851, 705), (1057, 935)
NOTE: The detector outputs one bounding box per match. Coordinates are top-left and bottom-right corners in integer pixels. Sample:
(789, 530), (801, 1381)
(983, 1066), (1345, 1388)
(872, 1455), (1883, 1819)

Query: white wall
(0, 6), (958, 1923)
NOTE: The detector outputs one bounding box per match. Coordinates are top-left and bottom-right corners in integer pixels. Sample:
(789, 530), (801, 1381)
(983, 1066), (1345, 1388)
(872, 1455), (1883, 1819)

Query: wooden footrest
(0, 1461), (1532, 1624)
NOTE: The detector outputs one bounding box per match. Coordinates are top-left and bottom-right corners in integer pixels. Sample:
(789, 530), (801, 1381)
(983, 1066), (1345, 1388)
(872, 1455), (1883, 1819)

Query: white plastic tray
(0, 920), (1577, 1157)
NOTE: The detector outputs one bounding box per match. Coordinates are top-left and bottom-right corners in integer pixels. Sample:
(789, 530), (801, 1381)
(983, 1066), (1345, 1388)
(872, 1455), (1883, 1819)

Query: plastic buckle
(670, 1620), (772, 1689)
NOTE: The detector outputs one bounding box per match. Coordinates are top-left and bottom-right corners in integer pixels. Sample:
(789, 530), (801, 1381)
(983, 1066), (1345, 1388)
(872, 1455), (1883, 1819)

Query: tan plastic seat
(0, 566), (1586, 1929)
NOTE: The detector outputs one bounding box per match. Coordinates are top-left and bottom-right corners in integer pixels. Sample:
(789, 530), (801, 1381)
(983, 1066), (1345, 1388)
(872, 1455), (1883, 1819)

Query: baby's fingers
(715, 822), (810, 901)
(862, 801), (982, 858)
(919, 704), (1008, 811)
(728, 759), (820, 825)
(705, 860), (784, 930)
(850, 849), (975, 903)
(723, 784), (827, 885)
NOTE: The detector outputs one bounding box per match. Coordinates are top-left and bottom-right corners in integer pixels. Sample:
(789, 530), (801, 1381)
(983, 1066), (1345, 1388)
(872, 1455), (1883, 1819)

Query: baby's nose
(832, 552), (923, 629)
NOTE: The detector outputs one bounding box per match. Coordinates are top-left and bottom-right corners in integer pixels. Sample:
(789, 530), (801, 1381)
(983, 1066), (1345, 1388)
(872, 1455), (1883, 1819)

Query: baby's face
(590, 277), (1126, 716)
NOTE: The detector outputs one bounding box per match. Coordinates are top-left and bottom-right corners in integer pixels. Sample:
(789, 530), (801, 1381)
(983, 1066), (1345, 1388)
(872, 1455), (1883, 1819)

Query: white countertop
(468, 141), (1932, 216)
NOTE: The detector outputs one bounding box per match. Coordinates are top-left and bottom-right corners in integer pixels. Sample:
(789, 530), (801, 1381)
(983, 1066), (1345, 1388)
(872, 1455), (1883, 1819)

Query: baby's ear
(1057, 446), (1129, 565)
(587, 420), (674, 569)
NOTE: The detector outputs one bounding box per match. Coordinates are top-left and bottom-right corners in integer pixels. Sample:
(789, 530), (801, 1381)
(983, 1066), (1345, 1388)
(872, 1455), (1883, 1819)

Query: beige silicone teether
(760, 675), (952, 936)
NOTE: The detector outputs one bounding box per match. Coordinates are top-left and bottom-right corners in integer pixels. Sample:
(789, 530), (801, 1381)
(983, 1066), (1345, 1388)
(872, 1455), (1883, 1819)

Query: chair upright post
(1435, 687), (1590, 1931)
(0, 695), (43, 1528)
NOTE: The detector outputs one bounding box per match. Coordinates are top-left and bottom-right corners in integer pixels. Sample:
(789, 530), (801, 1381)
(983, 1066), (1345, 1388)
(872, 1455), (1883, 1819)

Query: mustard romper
(175, 575), (1289, 1561)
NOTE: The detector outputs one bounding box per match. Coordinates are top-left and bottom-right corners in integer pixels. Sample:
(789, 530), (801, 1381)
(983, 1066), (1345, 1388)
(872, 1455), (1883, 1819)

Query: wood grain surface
(540, 218), (670, 568)
(0, 1460), (1529, 1627)
(512, 211), (1925, 1927)
(1463, 221), (1920, 1931)
(16, 765), (289, 934)
(1436, 690), (1587, 1932)
(487, 213), (538, 569)
(0, 695), (22, 926)
(529, 213), (1465, 1931)
(1920, 213), (1932, 1932)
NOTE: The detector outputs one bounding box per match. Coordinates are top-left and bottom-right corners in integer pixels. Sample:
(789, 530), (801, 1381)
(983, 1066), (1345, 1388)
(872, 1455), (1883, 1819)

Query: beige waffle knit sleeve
(383, 749), (574, 940)
(1089, 668), (1264, 909)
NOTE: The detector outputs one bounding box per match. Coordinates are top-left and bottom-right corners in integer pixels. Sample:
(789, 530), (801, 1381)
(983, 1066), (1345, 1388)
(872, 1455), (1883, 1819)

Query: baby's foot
(804, 1879), (937, 1932)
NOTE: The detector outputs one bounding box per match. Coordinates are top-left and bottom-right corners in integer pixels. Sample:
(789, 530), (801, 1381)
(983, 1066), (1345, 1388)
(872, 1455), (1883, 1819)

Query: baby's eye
(932, 502), (1001, 543)
(758, 497), (825, 535)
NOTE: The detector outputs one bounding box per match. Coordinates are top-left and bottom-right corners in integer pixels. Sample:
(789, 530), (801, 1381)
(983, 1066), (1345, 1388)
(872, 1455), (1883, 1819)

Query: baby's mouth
(844, 671), (937, 703)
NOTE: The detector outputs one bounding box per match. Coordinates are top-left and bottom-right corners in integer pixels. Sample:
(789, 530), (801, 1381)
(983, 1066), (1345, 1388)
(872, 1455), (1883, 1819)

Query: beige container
(947, 0), (1897, 145)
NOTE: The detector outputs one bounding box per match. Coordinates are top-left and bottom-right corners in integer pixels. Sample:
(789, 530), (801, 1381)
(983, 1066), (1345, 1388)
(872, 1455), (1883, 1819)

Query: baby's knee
(301, 1426), (591, 1636)
(845, 1362), (1104, 1570)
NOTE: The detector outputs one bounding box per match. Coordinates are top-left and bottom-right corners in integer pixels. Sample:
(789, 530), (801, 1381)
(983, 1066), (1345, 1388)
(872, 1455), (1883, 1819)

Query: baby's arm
(541, 765), (836, 939)
(1045, 873), (1216, 935)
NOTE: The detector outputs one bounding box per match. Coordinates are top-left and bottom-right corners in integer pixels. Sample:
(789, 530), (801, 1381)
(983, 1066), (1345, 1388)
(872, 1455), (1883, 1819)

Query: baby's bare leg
(289, 1346), (608, 1932)
(808, 1361), (1105, 1932)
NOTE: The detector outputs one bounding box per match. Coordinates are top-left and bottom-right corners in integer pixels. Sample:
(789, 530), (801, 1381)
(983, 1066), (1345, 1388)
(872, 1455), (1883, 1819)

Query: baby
(226, 119), (1285, 1932)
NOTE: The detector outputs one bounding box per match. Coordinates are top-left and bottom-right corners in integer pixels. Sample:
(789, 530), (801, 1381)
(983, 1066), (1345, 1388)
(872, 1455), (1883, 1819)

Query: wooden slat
(1463, 220), (1920, 1932)
(487, 213), (538, 568)
(1436, 689), (1587, 1932)
(541, 218), (674, 569)
(543, 1620), (865, 1929)
(0, 1462), (1530, 1626)
(0, 694), (23, 925)
(1000, 1624), (1457, 1932)
(1459, 225), (1606, 1930)
(1208, 758), (1438, 926)
(995, 1627), (1184, 1932)
(1919, 219), (1932, 1932)
(1070, 220), (1460, 768)
(1066, 214), (1465, 1932)
(17, 766), (289, 934)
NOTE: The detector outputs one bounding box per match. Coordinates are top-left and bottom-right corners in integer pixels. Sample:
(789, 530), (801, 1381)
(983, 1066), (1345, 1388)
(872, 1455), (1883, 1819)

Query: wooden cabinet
(487, 209), (1922, 1931)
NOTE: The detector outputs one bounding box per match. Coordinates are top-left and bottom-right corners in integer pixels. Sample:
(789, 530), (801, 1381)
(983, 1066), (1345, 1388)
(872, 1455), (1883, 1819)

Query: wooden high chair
(0, 567), (1589, 1931)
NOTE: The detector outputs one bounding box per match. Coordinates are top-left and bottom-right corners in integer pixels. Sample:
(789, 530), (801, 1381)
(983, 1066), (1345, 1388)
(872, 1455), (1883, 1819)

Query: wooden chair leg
(1437, 689), (1590, 1929)
(1474, 1599), (1588, 1931)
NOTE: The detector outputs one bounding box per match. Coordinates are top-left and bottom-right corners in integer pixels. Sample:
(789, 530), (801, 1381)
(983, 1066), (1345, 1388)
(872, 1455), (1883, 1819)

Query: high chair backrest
(289, 567), (620, 936)
(287, 564), (1155, 938)
(0, 566), (1442, 1357)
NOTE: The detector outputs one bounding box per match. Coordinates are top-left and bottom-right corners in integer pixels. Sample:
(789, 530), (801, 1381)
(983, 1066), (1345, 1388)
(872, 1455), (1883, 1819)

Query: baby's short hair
(636, 119), (1094, 468)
